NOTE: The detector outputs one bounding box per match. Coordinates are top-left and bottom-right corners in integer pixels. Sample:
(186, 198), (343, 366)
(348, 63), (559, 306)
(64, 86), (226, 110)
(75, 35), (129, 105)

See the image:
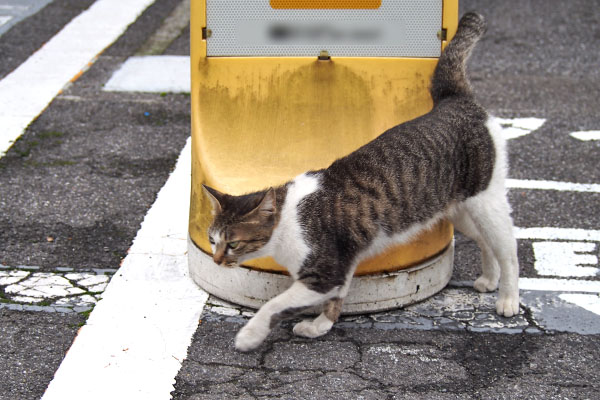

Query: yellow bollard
(188, 0), (459, 313)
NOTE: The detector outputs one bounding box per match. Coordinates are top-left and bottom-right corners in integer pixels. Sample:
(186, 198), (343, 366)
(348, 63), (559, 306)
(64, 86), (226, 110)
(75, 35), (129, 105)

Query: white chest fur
(264, 173), (320, 277)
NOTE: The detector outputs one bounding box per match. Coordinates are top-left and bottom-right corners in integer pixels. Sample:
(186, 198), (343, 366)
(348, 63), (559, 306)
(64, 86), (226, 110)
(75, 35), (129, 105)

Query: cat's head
(202, 185), (277, 267)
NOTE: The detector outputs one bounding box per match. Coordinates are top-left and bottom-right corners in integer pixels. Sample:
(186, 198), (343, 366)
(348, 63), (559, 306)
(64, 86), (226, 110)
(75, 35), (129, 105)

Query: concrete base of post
(188, 236), (454, 315)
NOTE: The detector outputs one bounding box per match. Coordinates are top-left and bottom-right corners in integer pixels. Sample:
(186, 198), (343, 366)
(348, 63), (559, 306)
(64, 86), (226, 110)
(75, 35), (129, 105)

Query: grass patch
(14, 140), (39, 157)
(25, 159), (77, 168)
(48, 160), (76, 167)
(0, 292), (17, 305)
(11, 131), (65, 159)
(38, 130), (65, 139)
(78, 308), (94, 327)
(79, 306), (94, 319)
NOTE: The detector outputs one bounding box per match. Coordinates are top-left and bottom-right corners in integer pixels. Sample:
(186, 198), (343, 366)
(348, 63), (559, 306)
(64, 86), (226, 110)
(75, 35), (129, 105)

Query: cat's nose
(213, 249), (225, 265)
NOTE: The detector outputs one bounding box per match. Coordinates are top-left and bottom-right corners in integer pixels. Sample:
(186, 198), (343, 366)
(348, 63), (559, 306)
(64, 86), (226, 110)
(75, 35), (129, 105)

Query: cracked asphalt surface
(173, 311), (600, 399)
(170, 286), (600, 398)
(0, 0), (599, 399)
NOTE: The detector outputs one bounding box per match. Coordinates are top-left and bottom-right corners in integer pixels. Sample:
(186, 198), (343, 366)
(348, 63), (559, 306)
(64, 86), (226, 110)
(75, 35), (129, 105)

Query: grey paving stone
(521, 290), (600, 335)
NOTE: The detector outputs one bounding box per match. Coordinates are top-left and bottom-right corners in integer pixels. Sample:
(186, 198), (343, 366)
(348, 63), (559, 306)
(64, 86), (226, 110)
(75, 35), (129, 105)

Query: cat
(202, 12), (520, 352)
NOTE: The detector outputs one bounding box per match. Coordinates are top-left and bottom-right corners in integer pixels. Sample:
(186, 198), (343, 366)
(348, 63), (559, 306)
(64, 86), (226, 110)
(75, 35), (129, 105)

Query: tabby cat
(202, 13), (520, 352)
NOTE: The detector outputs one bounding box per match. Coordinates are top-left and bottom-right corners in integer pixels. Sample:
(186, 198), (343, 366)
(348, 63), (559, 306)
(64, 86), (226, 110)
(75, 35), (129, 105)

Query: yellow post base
(189, 57), (454, 275)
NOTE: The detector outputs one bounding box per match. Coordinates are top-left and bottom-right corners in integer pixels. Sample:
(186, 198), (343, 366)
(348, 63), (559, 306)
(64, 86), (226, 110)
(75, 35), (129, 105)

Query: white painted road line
(570, 130), (600, 141)
(515, 227), (600, 242)
(42, 138), (209, 400)
(104, 55), (190, 93)
(519, 278), (600, 293)
(506, 178), (600, 193)
(532, 242), (598, 278)
(559, 293), (600, 316)
(0, 0), (157, 157)
(495, 117), (546, 140)
(0, 15), (11, 27)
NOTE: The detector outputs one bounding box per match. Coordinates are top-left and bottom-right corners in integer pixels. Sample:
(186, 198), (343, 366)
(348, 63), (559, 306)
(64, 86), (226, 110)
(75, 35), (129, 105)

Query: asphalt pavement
(0, 0), (599, 399)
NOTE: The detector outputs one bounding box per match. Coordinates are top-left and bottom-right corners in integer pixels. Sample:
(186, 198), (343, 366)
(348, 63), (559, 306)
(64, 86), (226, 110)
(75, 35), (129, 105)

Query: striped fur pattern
(202, 13), (520, 352)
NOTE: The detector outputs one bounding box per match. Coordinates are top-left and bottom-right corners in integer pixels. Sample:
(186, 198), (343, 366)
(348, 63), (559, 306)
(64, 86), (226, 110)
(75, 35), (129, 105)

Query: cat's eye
(208, 237), (215, 245)
(228, 241), (240, 249)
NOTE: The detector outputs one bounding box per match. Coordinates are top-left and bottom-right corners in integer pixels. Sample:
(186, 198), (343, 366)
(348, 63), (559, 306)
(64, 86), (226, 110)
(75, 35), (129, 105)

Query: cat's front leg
(235, 281), (334, 352)
(293, 298), (343, 338)
(234, 319), (270, 353)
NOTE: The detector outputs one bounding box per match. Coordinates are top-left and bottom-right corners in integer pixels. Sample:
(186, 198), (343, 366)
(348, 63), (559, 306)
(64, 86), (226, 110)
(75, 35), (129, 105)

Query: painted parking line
(104, 55), (190, 93)
(516, 227), (600, 297)
(570, 130), (600, 141)
(515, 227), (600, 242)
(531, 242), (597, 278)
(494, 117), (546, 140)
(506, 178), (600, 193)
(560, 293), (600, 316)
(0, 15), (11, 27)
(519, 278), (600, 293)
(42, 138), (209, 400)
(0, 0), (157, 157)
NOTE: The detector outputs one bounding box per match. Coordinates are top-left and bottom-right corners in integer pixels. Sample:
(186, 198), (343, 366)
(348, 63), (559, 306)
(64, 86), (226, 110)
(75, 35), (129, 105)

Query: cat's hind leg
(293, 298), (344, 338)
(460, 192), (520, 317)
(235, 281), (337, 352)
(450, 209), (500, 292)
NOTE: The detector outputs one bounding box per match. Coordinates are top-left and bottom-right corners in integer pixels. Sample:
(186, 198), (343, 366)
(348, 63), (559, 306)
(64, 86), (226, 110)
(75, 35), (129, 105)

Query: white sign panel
(206, 0), (442, 57)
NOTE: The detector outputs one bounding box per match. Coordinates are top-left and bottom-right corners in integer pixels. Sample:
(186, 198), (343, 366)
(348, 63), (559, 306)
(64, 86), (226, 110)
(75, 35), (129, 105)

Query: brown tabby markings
(203, 187), (286, 267)
(323, 298), (344, 322)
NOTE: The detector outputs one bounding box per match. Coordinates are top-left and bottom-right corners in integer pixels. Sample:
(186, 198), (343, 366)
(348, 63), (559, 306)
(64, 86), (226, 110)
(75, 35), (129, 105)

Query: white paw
(474, 275), (499, 293)
(496, 295), (520, 317)
(235, 324), (268, 352)
(293, 318), (332, 338)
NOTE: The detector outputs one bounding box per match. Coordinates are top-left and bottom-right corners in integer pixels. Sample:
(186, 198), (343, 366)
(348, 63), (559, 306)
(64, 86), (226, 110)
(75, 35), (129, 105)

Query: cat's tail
(430, 12), (486, 103)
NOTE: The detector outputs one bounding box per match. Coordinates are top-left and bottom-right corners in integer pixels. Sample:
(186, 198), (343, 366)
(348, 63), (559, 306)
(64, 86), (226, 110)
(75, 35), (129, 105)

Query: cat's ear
(202, 184), (224, 215)
(250, 188), (276, 217)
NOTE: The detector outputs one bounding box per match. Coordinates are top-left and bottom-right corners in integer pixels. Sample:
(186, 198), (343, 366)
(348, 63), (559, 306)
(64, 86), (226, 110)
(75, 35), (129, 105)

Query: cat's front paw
(293, 318), (333, 338)
(496, 294), (520, 317)
(235, 324), (268, 352)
